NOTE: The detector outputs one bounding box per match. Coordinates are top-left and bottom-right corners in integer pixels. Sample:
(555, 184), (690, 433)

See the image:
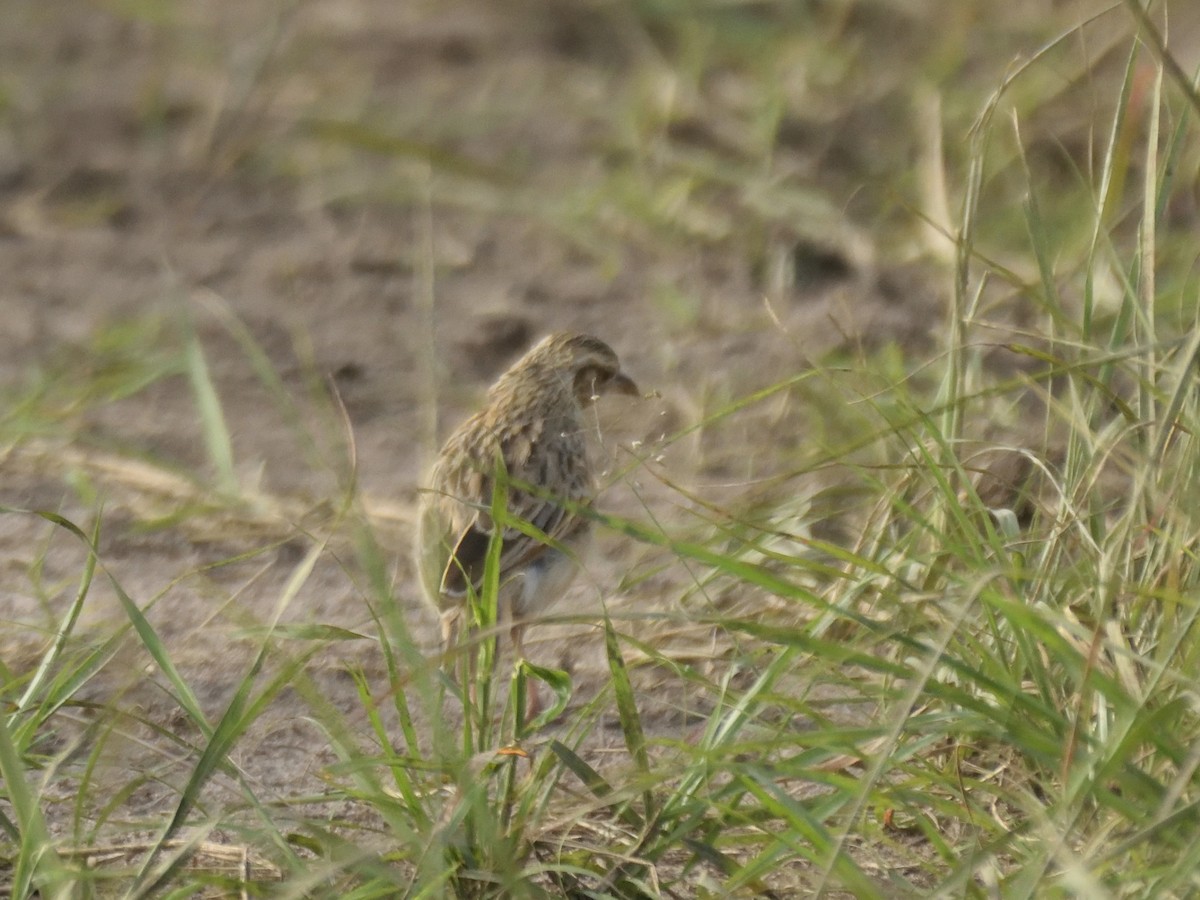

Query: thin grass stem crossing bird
(416, 332), (639, 718)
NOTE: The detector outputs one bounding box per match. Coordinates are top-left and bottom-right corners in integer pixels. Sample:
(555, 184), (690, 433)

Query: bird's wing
(435, 418), (588, 598)
(439, 482), (582, 597)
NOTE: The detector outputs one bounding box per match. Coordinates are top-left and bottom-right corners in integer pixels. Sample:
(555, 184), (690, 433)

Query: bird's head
(522, 332), (640, 408)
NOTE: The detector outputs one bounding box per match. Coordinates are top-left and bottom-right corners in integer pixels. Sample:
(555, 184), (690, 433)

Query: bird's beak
(608, 372), (641, 397)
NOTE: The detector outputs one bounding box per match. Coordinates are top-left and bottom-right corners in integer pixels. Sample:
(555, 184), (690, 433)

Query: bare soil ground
(3, 0), (1177, 886)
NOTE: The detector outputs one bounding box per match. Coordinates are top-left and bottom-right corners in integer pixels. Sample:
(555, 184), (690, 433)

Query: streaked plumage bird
(416, 332), (639, 713)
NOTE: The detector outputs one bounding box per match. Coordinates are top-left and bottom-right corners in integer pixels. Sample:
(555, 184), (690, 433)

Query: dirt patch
(3, 1), (1112, 883)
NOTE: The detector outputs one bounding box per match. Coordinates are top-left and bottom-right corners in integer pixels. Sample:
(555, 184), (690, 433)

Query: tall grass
(3, 3), (1200, 899)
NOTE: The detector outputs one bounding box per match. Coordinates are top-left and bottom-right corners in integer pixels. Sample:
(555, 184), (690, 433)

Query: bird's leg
(441, 607), (479, 712)
(440, 607), (460, 655)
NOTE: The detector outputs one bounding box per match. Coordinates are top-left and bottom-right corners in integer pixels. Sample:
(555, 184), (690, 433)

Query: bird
(415, 331), (640, 717)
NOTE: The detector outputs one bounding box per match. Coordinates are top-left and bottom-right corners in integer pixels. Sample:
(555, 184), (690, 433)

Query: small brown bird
(416, 332), (639, 714)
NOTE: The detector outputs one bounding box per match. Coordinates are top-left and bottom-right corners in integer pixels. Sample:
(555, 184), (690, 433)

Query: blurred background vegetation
(2, 0), (1200, 896)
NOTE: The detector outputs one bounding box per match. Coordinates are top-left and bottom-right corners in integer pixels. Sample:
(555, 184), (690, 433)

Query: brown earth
(1, 0), (1187, 885)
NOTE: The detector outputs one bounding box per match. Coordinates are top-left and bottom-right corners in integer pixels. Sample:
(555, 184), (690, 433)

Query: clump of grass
(4, 4), (1200, 899)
